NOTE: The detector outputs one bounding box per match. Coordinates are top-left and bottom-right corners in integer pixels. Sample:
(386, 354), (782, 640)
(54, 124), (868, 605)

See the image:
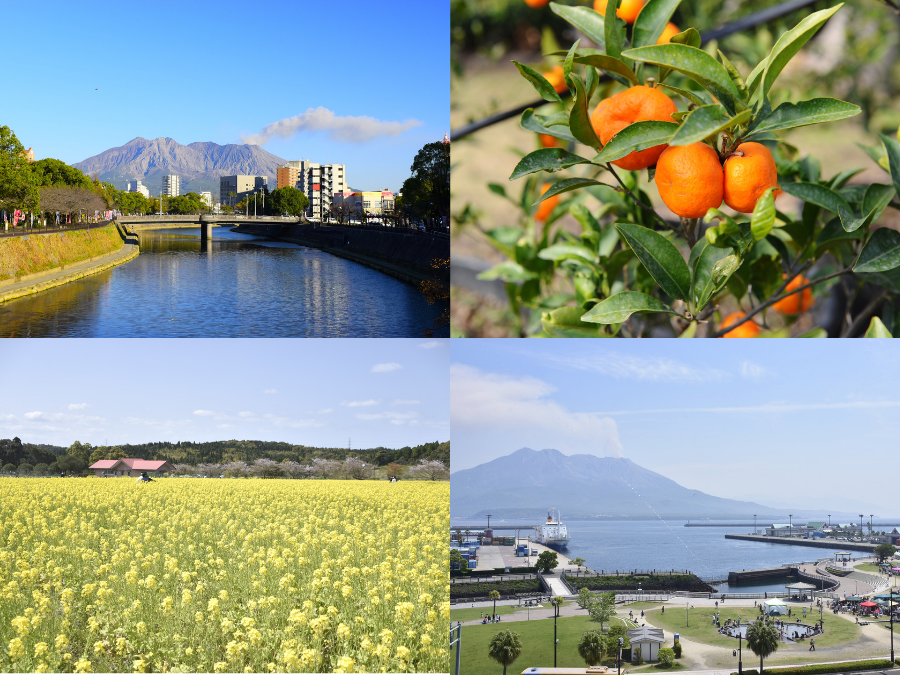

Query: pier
(724, 533), (878, 553)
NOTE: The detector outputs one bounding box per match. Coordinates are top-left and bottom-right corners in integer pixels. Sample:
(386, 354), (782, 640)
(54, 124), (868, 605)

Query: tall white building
(126, 180), (150, 198)
(162, 175), (181, 197)
(199, 191), (213, 209)
(277, 160), (346, 220)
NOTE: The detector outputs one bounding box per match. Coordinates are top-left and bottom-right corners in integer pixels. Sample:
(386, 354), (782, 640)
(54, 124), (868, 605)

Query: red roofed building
(89, 458), (174, 477)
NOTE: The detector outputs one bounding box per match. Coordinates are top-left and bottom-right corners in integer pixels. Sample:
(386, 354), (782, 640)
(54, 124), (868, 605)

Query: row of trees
(399, 140), (450, 228)
(170, 457), (448, 480)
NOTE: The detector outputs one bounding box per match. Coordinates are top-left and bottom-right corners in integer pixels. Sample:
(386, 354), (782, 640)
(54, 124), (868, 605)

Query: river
(0, 227), (447, 337)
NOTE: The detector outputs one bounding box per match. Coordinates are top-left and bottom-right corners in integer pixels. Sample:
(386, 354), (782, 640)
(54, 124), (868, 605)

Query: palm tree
(489, 630), (522, 675)
(578, 630), (607, 666)
(746, 619), (780, 674)
(489, 590), (500, 619)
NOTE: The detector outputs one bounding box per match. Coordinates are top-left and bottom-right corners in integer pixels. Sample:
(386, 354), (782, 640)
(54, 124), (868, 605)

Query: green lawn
(644, 607), (860, 650)
(624, 601), (669, 609)
(450, 605), (518, 623)
(458, 615), (628, 675)
(854, 562), (887, 573)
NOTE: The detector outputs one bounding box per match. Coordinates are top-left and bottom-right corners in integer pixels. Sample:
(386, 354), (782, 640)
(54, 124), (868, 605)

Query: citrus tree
(480, 0), (900, 337)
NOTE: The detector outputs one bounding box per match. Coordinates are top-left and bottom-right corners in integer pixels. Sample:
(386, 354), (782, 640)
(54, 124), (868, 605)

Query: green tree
(268, 186), (309, 217)
(535, 550), (558, 572)
(33, 463), (49, 475)
(67, 441), (92, 463)
(489, 590), (500, 618)
(400, 141), (449, 227)
(18, 463), (33, 474)
(673, 641), (682, 659)
(0, 126), (39, 212)
(89, 446), (108, 465)
(57, 454), (87, 474)
(2, 463), (15, 473)
(488, 630), (522, 675)
(31, 158), (92, 188)
(577, 630), (607, 666)
(746, 620), (780, 674)
(658, 647), (675, 667)
(449, 549), (468, 572)
(875, 543), (897, 562)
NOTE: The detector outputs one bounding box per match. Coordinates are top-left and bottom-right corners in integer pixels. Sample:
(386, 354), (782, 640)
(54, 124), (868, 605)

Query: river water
(0, 227), (447, 337)
(451, 519), (857, 592)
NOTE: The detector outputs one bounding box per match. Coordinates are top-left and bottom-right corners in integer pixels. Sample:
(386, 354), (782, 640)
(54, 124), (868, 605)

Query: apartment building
(161, 174), (181, 197)
(219, 175), (268, 208)
(126, 180), (150, 198)
(277, 160), (346, 219)
(333, 189), (394, 217)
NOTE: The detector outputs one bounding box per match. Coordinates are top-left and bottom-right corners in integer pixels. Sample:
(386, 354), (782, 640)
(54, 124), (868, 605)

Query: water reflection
(0, 227), (447, 337)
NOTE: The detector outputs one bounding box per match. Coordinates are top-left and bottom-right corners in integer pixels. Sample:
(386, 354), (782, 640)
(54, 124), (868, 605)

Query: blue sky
(0, 339), (448, 450)
(451, 340), (900, 513)
(4, 0), (449, 191)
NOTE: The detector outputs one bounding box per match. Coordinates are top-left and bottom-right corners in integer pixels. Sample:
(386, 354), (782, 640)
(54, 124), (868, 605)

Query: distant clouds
(371, 362), (402, 373)
(68, 403), (90, 410)
(240, 106), (421, 145)
(539, 351), (727, 382)
(264, 389), (277, 394)
(341, 400), (379, 408)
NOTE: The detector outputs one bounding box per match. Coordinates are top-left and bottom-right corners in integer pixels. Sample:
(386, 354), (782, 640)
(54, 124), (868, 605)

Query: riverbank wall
(232, 222), (449, 286)
(0, 223), (139, 304)
(724, 534), (878, 553)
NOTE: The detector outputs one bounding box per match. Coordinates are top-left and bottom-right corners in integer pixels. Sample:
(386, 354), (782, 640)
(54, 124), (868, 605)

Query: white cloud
(217, 424), (234, 430)
(238, 411), (256, 418)
(371, 362), (402, 373)
(741, 360), (766, 380)
(24, 411), (43, 419)
(591, 400), (900, 416)
(341, 400), (379, 407)
(419, 341), (442, 349)
(264, 389), (277, 394)
(391, 399), (420, 406)
(355, 411), (419, 422)
(193, 410), (216, 417)
(240, 106), (421, 145)
(450, 364), (623, 458)
(261, 414), (325, 428)
(68, 403), (89, 410)
(316, 408), (333, 414)
(539, 352), (727, 382)
(22, 411), (103, 425)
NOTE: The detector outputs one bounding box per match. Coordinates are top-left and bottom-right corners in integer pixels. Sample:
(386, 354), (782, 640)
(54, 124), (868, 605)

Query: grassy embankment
(0, 224), (122, 281)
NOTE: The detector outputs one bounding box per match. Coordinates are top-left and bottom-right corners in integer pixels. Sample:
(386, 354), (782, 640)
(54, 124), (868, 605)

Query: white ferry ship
(531, 508), (571, 549)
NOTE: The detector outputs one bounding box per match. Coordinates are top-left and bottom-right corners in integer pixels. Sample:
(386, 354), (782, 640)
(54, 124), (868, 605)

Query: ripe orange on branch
(543, 66), (568, 93)
(772, 274), (814, 315)
(524, 0), (551, 7)
(720, 312), (761, 338)
(654, 143), (724, 218)
(590, 85), (677, 170)
(657, 22), (680, 44)
(594, 0), (644, 23)
(535, 184), (559, 222)
(723, 142), (780, 213)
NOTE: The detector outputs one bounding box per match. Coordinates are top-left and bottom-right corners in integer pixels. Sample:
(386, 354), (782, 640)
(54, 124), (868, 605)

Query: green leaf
(550, 3), (606, 50)
(670, 27), (701, 49)
(592, 121), (678, 164)
(750, 187), (776, 241)
(569, 74), (603, 149)
(604, 0), (621, 61)
(534, 178), (609, 204)
(538, 242), (598, 264)
(798, 327), (828, 338)
(632, 0), (682, 49)
(510, 148), (592, 180)
(864, 316), (893, 338)
(854, 228), (900, 273)
(668, 105), (751, 147)
(542, 307), (613, 337)
(580, 291), (678, 323)
(751, 98), (861, 135)
(814, 217), (862, 257)
(512, 61), (563, 104)
(829, 168), (865, 189)
(621, 44), (746, 116)
(615, 222), (691, 300)
(880, 133), (900, 199)
(585, 61), (600, 100)
(717, 50), (748, 102)
(521, 108), (578, 144)
(689, 238), (732, 311)
(745, 57), (767, 97)
(757, 4), (843, 105)
(484, 227), (523, 259)
(857, 142), (890, 171)
(778, 182), (851, 214)
(863, 183), (897, 223)
(656, 83), (710, 107)
(477, 261), (538, 283)
(487, 183), (508, 199)
(837, 204), (879, 234)
(573, 55), (639, 85)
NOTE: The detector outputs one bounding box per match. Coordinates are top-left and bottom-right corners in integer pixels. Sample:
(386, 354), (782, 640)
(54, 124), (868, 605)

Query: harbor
(724, 533), (879, 553)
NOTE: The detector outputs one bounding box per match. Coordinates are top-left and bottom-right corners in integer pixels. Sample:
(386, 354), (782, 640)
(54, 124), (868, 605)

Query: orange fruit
(657, 22), (680, 44)
(594, 0), (644, 23)
(720, 312), (761, 338)
(535, 184), (558, 222)
(772, 274), (814, 315)
(539, 134), (558, 148)
(654, 143), (724, 218)
(543, 66), (567, 93)
(723, 142), (779, 213)
(590, 85), (677, 169)
(524, 0), (551, 6)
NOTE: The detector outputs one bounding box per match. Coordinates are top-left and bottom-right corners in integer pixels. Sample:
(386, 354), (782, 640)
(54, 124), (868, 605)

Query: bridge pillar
(199, 216), (213, 250)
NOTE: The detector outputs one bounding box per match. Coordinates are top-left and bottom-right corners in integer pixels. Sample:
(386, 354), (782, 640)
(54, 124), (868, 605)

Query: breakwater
(724, 534), (877, 553)
(232, 222), (448, 286)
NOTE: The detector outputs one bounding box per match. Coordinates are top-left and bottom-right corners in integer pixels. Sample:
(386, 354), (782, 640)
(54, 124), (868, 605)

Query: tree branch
(605, 164), (672, 231)
(841, 289), (889, 338)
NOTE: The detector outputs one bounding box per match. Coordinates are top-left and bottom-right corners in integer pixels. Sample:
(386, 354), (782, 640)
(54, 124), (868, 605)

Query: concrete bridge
(116, 215), (296, 245)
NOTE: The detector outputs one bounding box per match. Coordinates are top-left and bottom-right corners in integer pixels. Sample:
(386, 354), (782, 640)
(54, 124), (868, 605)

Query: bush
(673, 641), (682, 659)
(48, 462), (59, 474)
(2, 463), (15, 473)
(658, 648), (675, 667)
(33, 463), (49, 475)
(18, 463), (33, 474)
(733, 659), (899, 675)
(633, 646), (643, 665)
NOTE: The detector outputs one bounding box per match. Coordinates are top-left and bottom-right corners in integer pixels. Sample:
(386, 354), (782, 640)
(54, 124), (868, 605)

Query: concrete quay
(725, 534), (878, 553)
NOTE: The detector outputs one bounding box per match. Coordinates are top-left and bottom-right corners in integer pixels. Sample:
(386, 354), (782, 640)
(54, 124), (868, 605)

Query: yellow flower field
(0, 478), (448, 673)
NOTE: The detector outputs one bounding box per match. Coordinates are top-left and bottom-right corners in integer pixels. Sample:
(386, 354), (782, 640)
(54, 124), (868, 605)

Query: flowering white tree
(281, 461), (315, 479)
(312, 458), (341, 479)
(172, 464), (196, 476)
(342, 457), (371, 480)
(221, 461), (250, 478)
(409, 459), (448, 481)
(197, 463), (223, 477)
(252, 458), (284, 479)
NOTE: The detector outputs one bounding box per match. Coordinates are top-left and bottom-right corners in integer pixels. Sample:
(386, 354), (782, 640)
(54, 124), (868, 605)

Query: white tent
(763, 600), (788, 615)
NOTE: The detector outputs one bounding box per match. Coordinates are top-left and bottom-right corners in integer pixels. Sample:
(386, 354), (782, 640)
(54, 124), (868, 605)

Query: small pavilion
(834, 552), (852, 567)
(785, 582), (817, 600)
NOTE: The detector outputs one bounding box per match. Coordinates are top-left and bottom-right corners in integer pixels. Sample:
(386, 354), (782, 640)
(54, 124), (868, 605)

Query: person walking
(809, 639), (815, 651)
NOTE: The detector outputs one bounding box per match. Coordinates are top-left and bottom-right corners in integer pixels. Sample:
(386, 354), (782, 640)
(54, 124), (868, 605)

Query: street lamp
(553, 597), (561, 667)
(860, 515), (865, 541)
(617, 636), (624, 675)
(738, 625), (743, 675)
(486, 515), (492, 530)
(754, 515), (757, 535)
(686, 601), (690, 627)
(789, 514), (793, 538)
(890, 591), (895, 663)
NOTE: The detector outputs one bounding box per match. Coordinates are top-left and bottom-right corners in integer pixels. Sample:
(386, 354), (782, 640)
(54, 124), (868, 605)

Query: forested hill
(0, 437), (448, 467)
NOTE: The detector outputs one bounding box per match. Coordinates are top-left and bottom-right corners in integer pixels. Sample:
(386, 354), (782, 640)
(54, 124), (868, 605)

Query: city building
(199, 191), (213, 208)
(162, 174), (181, 197)
(277, 160), (347, 219)
(24, 147), (34, 162)
(126, 180), (150, 198)
(219, 175), (268, 209)
(333, 189), (394, 218)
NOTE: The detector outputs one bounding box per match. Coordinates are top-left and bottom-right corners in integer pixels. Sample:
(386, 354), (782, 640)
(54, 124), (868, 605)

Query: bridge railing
(0, 220), (113, 238)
